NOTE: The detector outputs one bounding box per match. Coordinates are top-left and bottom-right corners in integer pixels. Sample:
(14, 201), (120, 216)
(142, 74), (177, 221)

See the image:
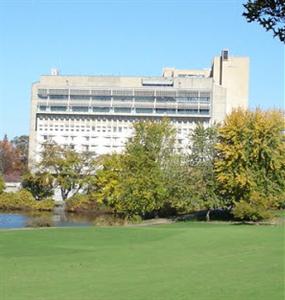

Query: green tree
(95, 120), (176, 218)
(215, 109), (285, 220)
(243, 0), (285, 42)
(22, 171), (54, 200)
(162, 154), (196, 215)
(120, 120), (176, 217)
(39, 143), (97, 200)
(187, 123), (221, 221)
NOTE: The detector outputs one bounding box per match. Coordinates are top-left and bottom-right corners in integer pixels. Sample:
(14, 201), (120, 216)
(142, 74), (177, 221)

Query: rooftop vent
(51, 68), (60, 76)
(221, 49), (229, 60)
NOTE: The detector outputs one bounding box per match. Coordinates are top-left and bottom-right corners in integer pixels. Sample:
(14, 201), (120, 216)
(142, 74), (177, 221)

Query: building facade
(28, 50), (249, 166)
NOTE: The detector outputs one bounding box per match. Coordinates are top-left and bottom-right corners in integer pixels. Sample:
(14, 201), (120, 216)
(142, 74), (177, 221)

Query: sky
(0, 0), (284, 139)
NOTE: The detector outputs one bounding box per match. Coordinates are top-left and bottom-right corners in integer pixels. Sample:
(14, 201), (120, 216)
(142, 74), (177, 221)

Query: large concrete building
(28, 50), (249, 165)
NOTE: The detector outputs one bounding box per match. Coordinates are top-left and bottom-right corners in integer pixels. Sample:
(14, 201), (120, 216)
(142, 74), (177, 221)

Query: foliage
(93, 120), (177, 218)
(12, 135), (29, 172)
(243, 0), (285, 42)
(65, 194), (99, 212)
(0, 134), (25, 181)
(162, 154), (195, 214)
(0, 175), (5, 194)
(186, 123), (221, 220)
(92, 153), (124, 214)
(233, 192), (274, 221)
(0, 189), (55, 211)
(39, 143), (98, 200)
(119, 119), (176, 217)
(215, 109), (285, 220)
(22, 171), (54, 200)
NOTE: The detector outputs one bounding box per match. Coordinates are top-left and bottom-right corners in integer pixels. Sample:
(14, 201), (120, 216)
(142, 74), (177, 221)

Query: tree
(22, 171), (54, 200)
(187, 123), (221, 221)
(12, 135), (29, 171)
(215, 109), (285, 220)
(39, 143), (97, 200)
(0, 135), (23, 181)
(243, 0), (285, 42)
(93, 153), (124, 215)
(119, 119), (176, 217)
(162, 154), (196, 215)
(0, 175), (5, 194)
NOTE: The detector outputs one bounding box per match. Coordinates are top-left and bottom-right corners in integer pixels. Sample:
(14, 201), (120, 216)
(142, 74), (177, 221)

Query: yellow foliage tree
(215, 108), (285, 220)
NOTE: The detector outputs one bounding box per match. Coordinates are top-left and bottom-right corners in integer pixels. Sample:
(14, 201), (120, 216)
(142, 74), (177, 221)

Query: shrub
(233, 192), (274, 221)
(34, 198), (55, 211)
(65, 194), (98, 212)
(0, 189), (55, 211)
(93, 215), (126, 226)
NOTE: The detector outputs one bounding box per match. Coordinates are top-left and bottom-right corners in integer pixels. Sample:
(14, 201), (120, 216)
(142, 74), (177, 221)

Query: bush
(65, 194), (98, 212)
(0, 189), (55, 211)
(233, 192), (274, 221)
(34, 198), (55, 211)
(93, 215), (126, 226)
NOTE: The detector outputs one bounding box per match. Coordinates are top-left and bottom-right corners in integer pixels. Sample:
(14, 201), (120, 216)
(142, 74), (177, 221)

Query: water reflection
(0, 209), (99, 229)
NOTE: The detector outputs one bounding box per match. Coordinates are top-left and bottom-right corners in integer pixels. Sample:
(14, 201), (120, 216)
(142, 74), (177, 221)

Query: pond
(0, 207), (100, 229)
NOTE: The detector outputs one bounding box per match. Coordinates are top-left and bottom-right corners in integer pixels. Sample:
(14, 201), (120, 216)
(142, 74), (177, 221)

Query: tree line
(1, 109), (284, 221)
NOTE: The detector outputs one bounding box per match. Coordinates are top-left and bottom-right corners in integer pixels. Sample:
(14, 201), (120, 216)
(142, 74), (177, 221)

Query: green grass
(0, 222), (284, 300)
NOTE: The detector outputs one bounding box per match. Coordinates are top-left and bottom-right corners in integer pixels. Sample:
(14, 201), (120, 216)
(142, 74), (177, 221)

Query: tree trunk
(206, 209), (211, 222)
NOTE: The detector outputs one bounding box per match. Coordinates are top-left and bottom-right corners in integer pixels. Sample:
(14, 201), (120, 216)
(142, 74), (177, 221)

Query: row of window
(38, 106), (210, 115)
(40, 95), (210, 103)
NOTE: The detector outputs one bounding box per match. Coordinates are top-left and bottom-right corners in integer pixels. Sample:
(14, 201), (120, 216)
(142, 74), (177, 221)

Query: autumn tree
(12, 135), (29, 172)
(93, 153), (124, 215)
(215, 109), (285, 220)
(0, 135), (23, 181)
(243, 0), (285, 42)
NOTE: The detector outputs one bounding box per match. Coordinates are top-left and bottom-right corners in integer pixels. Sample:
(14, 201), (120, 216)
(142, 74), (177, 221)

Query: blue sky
(0, 0), (283, 138)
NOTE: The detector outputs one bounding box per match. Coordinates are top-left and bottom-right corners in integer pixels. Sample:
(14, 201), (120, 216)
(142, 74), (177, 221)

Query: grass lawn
(0, 222), (284, 300)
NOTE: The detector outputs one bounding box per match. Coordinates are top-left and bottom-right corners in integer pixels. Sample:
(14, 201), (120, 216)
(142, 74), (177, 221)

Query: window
(72, 107), (89, 112)
(93, 107), (110, 113)
(177, 109), (198, 114)
(134, 96), (155, 103)
(70, 95), (90, 100)
(136, 108), (153, 114)
(113, 96), (133, 102)
(200, 109), (210, 115)
(156, 109), (176, 114)
(39, 106), (47, 111)
(156, 97), (176, 103)
(92, 96), (111, 101)
(114, 107), (131, 113)
(49, 95), (68, 100)
(50, 106), (67, 112)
